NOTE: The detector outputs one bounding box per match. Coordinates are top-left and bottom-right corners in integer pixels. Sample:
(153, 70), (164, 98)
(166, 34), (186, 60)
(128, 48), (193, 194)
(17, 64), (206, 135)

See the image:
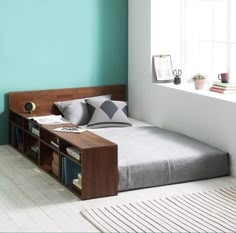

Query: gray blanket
(91, 126), (229, 191)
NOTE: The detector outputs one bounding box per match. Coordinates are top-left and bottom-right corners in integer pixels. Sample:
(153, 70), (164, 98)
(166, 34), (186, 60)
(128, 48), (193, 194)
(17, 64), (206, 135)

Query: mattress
(90, 126), (229, 191)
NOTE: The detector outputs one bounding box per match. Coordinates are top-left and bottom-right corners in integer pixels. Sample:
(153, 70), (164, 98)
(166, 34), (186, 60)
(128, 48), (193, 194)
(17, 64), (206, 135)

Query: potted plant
(192, 73), (206, 90)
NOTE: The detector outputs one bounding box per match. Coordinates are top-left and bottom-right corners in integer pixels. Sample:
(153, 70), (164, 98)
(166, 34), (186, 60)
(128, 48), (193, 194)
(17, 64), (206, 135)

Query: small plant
(192, 73), (206, 80)
(191, 73), (206, 90)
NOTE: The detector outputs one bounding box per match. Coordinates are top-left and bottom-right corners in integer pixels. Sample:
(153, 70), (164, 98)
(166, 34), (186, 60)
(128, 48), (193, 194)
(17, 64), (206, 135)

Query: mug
(218, 73), (229, 83)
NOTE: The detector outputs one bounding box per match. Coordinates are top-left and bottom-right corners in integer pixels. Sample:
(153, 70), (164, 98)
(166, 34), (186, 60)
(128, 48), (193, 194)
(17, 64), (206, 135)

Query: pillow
(85, 99), (132, 129)
(54, 94), (111, 125)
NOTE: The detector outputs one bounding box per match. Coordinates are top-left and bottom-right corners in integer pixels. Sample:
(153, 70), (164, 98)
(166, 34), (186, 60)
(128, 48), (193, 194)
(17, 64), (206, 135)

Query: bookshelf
(8, 85), (125, 199)
(8, 110), (118, 200)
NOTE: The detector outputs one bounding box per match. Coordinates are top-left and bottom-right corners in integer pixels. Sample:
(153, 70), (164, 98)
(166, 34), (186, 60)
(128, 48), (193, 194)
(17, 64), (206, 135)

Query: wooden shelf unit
(8, 85), (125, 200)
(8, 110), (118, 200)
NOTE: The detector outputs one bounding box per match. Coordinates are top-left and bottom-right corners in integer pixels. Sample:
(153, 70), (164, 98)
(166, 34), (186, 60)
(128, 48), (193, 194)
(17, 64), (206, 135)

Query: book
(15, 128), (23, 151)
(66, 147), (81, 160)
(61, 157), (65, 183)
(51, 141), (59, 148)
(11, 126), (17, 146)
(53, 126), (86, 133)
(73, 179), (81, 189)
(209, 87), (236, 94)
(50, 138), (59, 148)
(31, 145), (39, 153)
(213, 82), (236, 88)
(29, 145), (39, 160)
(31, 127), (40, 136)
(211, 85), (236, 90)
(28, 115), (69, 125)
(74, 175), (82, 186)
(77, 174), (82, 186)
(52, 161), (59, 177)
(52, 151), (59, 164)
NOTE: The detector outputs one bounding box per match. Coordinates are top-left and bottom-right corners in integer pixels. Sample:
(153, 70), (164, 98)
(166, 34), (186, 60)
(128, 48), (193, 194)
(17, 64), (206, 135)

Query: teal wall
(0, 0), (128, 145)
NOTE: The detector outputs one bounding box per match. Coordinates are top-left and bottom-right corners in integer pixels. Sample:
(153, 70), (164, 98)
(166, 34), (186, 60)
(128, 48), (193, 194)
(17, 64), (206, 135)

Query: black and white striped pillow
(85, 99), (132, 129)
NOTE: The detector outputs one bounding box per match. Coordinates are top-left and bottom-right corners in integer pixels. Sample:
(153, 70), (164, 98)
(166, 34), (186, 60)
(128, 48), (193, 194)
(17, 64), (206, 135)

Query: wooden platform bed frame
(8, 85), (126, 200)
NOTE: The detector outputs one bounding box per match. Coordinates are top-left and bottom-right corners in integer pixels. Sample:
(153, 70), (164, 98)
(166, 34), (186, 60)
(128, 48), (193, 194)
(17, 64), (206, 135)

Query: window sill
(154, 82), (236, 103)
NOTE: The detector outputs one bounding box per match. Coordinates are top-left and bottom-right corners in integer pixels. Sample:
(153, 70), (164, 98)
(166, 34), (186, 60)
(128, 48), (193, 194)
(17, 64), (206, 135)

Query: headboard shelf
(8, 84), (126, 114)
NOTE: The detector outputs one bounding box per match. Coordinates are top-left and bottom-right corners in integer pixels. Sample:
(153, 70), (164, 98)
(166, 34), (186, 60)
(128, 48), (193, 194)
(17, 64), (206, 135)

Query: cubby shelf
(8, 109), (118, 200)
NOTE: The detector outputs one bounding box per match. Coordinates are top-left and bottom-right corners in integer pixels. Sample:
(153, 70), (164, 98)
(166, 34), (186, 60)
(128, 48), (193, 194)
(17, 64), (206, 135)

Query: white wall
(128, 0), (236, 175)
(151, 0), (182, 69)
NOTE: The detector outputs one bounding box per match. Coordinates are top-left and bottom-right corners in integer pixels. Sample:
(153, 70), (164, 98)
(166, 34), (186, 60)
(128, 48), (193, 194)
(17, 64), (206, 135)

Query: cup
(218, 73), (229, 83)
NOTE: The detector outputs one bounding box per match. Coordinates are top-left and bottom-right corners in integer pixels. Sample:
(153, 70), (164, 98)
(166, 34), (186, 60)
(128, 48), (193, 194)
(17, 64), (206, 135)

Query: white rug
(81, 186), (236, 232)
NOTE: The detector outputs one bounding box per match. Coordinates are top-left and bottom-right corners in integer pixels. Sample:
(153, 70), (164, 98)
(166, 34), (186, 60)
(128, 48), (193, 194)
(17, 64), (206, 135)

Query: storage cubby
(10, 125), (24, 152)
(25, 120), (40, 137)
(24, 133), (39, 163)
(10, 124), (17, 147)
(61, 156), (81, 187)
(40, 142), (54, 172)
(9, 111), (24, 127)
(60, 140), (81, 164)
(40, 127), (59, 149)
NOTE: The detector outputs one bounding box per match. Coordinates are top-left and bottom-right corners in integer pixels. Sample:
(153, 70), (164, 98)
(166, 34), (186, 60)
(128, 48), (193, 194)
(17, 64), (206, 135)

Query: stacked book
(31, 126), (40, 136)
(66, 147), (81, 161)
(210, 82), (236, 94)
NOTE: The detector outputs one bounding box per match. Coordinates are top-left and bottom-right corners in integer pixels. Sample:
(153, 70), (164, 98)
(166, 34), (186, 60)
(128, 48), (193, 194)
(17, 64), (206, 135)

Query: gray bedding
(91, 126), (229, 191)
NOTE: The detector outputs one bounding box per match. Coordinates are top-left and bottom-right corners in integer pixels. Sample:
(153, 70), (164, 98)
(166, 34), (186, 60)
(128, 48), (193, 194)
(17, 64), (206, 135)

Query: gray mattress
(91, 126), (229, 191)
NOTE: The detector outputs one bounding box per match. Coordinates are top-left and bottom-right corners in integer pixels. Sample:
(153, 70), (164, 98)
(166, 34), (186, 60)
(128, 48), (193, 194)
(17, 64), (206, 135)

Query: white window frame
(151, 0), (234, 82)
(183, 0), (232, 81)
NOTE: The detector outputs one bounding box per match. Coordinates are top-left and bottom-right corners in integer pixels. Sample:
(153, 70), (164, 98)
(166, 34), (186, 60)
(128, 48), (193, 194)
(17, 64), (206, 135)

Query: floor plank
(0, 145), (235, 232)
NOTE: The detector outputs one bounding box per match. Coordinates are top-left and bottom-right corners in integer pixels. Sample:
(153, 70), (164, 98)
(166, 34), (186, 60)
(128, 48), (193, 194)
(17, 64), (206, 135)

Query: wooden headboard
(9, 85), (126, 114)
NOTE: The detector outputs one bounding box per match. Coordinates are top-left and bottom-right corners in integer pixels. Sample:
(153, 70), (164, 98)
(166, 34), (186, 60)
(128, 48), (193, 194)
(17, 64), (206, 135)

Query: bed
(8, 85), (230, 193)
(89, 121), (229, 191)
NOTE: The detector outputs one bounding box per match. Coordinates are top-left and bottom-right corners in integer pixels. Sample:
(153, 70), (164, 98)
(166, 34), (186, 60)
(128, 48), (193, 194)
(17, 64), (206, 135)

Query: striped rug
(81, 187), (236, 232)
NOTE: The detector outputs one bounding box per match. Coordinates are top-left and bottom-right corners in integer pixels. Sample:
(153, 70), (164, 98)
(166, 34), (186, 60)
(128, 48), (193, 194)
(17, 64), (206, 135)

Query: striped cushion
(85, 99), (132, 129)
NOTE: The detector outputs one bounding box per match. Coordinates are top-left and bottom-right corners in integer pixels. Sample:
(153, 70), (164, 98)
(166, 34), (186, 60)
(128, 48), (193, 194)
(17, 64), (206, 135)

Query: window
(151, 0), (236, 82)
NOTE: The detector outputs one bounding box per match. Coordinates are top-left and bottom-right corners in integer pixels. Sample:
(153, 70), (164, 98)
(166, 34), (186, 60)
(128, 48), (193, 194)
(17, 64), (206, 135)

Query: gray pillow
(54, 94), (111, 125)
(85, 99), (132, 129)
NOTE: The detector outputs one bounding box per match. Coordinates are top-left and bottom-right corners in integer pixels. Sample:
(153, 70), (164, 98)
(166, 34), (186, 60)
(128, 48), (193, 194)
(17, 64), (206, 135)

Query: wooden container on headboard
(8, 84), (126, 115)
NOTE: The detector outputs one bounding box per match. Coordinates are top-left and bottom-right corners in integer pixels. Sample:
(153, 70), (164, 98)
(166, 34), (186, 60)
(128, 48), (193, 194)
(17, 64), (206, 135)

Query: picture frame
(153, 55), (173, 83)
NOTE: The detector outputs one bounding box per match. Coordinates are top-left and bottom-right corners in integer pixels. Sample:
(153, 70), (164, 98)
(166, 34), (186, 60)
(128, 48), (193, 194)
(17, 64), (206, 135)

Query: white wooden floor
(0, 145), (236, 232)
